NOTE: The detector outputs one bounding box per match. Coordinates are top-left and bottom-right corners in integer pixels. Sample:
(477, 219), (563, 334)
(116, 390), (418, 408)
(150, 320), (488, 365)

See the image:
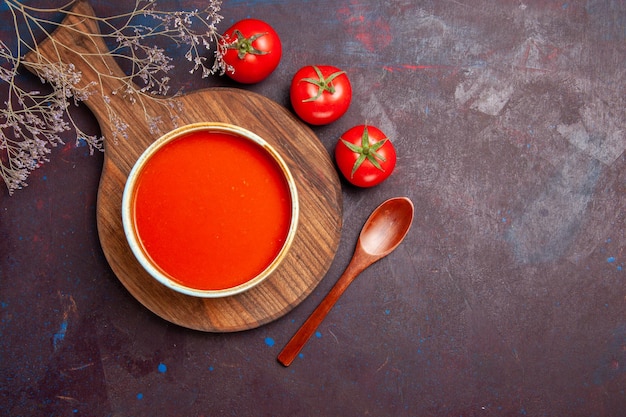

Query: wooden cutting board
(23, 0), (342, 332)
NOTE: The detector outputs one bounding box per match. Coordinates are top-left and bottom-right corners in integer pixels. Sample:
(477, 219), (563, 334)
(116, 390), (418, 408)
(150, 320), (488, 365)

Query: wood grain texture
(23, 0), (342, 332)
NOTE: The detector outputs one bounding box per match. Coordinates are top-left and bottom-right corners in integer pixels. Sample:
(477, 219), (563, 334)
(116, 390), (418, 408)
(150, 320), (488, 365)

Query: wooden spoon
(278, 197), (415, 367)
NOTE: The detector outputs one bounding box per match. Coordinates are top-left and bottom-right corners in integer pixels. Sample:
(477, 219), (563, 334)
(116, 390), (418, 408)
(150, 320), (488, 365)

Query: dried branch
(0, 0), (226, 195)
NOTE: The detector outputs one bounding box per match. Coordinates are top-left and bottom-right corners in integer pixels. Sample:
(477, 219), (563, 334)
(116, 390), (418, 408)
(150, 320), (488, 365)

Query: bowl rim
(121, 122), (299, 298)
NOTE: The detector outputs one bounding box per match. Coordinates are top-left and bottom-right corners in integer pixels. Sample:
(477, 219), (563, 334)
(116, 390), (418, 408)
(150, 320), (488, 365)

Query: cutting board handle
(23, 0), (145, 133)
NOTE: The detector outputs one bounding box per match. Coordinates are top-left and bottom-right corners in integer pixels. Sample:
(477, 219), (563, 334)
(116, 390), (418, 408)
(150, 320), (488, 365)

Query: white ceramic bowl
(122, 122), (299, 298)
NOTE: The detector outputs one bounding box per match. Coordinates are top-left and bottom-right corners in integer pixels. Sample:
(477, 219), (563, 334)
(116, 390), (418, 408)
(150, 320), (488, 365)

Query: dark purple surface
(2, 1), (626, 416)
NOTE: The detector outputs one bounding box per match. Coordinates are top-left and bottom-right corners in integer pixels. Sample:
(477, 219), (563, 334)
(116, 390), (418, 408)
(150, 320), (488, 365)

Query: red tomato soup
(132, 130), (293, 291)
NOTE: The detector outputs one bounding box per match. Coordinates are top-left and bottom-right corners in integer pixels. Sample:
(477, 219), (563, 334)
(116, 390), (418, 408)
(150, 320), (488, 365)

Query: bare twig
(0, 0), (225, 194)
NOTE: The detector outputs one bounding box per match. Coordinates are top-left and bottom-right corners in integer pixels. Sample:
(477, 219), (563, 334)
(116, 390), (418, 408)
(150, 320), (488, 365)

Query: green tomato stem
(340, 125), (388, 178)
(229, 29), (269, 59)
(301, 65), (346, 102)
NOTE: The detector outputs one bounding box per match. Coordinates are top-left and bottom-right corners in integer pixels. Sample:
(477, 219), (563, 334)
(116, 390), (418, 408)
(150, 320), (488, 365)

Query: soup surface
(132, 130), (293, 291)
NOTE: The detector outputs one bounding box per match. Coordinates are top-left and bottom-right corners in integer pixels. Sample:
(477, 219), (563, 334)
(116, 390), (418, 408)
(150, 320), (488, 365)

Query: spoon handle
(277, 255), (368, 366)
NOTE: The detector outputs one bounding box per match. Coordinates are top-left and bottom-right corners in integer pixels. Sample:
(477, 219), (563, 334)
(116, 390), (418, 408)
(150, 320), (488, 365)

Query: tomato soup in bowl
(122, 123), (299, 298)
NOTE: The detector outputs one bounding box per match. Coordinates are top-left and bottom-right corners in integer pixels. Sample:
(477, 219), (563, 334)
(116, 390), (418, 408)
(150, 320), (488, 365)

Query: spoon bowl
(278, 197), (414, 366)
(359, 197), (415, 257)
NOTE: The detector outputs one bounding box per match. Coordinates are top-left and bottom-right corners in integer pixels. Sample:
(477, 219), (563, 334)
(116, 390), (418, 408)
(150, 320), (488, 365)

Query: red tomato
(220, 19), (282, 84)
(290, 65), (352, 125)
(335, 125), (396, 187)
